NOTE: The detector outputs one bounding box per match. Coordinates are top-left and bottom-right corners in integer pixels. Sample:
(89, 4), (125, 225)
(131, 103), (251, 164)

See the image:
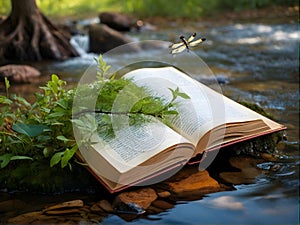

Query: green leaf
(10, 156), (33, 161)
(12, 123), (49, 137)
(47, 111), (66, 118)
(51, 74), (59, 83)
(50, 152), (64, 167)
(4, 77), (10, 96)
(0, 154), (32, 168)
(56, 99), (69, 109)
(0, 153), (13, 168)
(56, 135), (70, 142)
(163, 110), (179, 115)
(11, 95), (31, 107)
(43, 148), (50, 157)
(61, 145), (77, 168)
(177, 92), (190, 99)
(0, 95), (13, 105)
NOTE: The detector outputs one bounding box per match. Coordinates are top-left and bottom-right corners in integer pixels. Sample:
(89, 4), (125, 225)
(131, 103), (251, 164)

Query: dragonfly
(170, 33), (206, 54)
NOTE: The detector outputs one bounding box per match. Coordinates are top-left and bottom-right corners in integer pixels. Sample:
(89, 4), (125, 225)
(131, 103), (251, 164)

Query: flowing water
(1, 19), (299, 224)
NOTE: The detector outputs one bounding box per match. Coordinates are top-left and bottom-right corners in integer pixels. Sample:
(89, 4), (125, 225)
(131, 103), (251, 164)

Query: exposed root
(0, 11), (78, 61)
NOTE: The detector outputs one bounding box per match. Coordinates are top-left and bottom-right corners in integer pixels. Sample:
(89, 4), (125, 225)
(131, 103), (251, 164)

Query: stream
(1, 18), (299, 224)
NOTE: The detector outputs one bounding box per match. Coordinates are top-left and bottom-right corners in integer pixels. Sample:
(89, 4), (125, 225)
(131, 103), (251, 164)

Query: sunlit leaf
(0, 95), (13, 105)
(177, 92), (190, 99)
(56, 135), (70, 142)
(4, 77), (10, 96)
(61, 146), (77, 168)
(50, 152), (64, 167)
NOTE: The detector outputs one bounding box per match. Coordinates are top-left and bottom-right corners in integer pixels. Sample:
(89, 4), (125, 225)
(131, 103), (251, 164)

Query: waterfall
(70, 35), (89, 56)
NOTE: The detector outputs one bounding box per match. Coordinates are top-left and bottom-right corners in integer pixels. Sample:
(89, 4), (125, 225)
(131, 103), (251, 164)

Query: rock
(276, 141), (286, 151)
(99, 12), (137, 31)
(159, 166), (222, 200)
(151, 200), (174, 210)
(87, 213), (104, 222)
(157, 190), (171, 198)
(261, 153), (277, 161)
(44, 208), (81, 215)
(0, 199), (27, 213)
(7, 211), (57, 224)
(88, 24), (140, 53)
(219, 156), (263, 184)
(43, 199), (84, 215)
(114, 202), (145, 215)
(114, 187), (157, 210)
(0, 64), (41, 83)
(90, 202), (105, 213)
(98, 199), (114, 213)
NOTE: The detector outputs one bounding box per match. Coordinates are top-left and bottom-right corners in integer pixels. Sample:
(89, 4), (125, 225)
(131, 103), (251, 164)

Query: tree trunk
(0, 0), (78, 61)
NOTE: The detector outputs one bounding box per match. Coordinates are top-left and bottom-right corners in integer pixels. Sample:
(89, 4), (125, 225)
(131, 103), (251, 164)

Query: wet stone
(157, 190), (171, 198)
(98, 199), (114, 213)
(147, 205), (164, 214)
(114, 187), (157, 210)
(151, 200), (174, 210)
(87, 213), (104, 222)
(261, 153), (277, 161)
(276, 141), (286, 151)
(90, 202), (105, 213)
(42, 199), (84, 216)
(161, 167), (222, 200)
(44, 208), (81, 215)
(7, 211), (55, 224)
(219, 156), (264, 184)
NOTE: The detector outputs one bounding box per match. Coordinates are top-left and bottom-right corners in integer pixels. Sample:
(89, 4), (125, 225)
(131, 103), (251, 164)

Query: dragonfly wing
(170, 42), (184, 49)
(171, 45), (187, 54)
(187, 33), (196, 42)
(189, 38), (206, 47)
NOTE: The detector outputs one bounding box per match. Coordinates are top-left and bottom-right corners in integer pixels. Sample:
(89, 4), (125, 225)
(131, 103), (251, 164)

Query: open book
(77, 67), (285, 193)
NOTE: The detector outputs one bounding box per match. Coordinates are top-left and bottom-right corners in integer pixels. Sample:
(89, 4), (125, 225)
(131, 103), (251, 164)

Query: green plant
(0, 55), (190, 172)
(73, 55), (190, 143)
(0, 74), (77, 169)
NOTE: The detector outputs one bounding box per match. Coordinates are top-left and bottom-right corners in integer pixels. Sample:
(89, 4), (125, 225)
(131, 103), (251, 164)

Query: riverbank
(141, 5), (298, 27)
(0, 5), (299, 224)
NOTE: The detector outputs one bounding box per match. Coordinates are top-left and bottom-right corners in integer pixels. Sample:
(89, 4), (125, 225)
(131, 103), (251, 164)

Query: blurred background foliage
(0, 0), (298, 19)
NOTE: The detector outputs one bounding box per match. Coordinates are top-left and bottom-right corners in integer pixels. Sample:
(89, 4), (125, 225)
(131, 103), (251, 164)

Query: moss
(238, 100), (275, 120)
(0, 160), (99, 193)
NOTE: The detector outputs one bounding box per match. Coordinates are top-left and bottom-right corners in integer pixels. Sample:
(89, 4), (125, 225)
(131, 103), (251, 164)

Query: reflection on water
(1, 20), (299, 224)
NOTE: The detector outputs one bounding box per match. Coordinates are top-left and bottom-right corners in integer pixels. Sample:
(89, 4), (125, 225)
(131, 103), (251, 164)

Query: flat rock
(98, 199), (114, 213)
(90, 202), (105, 213)
(219, 156), (263, 184)
(151, 200), (174, 210)
(160, 166), (222, 200)
(0, 64), (41, 83)
(7, 211), (57, 224)
(43, 199), (84, 216)
(114, 187), (157, 210)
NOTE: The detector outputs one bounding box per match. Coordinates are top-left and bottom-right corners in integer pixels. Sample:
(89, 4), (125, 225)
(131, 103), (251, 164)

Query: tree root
(0, 11), (78, 61)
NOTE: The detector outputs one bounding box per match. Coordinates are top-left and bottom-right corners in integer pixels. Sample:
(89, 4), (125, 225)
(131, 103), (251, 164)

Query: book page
(124, 67), (277, 146)
(90, 116), (194, 173)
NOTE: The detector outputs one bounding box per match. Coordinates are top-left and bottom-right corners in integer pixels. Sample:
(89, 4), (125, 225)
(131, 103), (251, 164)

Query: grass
(0, 0), (297, 20)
